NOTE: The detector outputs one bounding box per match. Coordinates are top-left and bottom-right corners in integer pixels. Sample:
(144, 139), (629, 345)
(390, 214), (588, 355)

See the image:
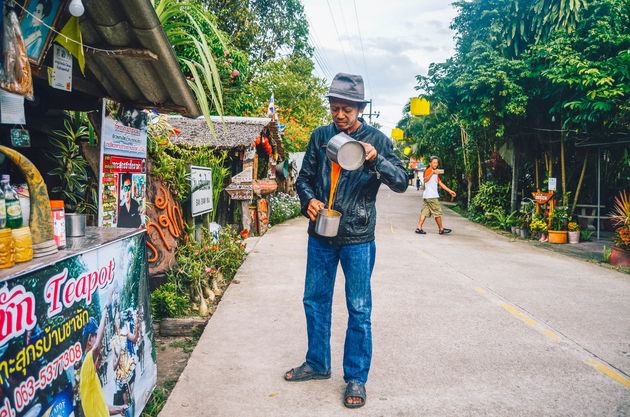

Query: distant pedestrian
(285, 72), (408, 409)
(415, 156), (456, 234)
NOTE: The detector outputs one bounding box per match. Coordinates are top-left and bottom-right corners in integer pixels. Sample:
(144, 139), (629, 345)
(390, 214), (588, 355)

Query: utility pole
(362, 99), (380, 125)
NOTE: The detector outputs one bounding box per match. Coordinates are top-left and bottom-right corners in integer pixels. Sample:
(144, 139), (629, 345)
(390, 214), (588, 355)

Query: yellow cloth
(55, 16), (85, 75)
(80, 350), (108, 417)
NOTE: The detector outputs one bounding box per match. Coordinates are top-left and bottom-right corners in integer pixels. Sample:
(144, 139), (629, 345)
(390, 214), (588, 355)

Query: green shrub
(269, 192), (301, 225)
(469, 181), (511, 219)
(580, 229), (594, 241)
(151, 282), (189, 321)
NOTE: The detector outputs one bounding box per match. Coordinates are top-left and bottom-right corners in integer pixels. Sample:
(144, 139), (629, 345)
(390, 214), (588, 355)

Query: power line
(307, 34), (333, 80)
(325, 0), (352, 70)
(353, 0), (372, 97)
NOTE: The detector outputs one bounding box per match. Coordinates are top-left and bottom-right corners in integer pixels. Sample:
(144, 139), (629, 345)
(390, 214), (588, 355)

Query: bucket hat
(326, 73), (369, 104)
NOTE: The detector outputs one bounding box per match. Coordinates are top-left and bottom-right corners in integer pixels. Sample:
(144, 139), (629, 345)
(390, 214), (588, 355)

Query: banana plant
(151, 0), (225, 131)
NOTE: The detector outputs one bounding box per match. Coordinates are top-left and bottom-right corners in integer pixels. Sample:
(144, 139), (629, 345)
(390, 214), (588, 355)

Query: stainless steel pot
(326, 132), (366, 171)
(315, 209), (342, 237)
(66, 213), (86, 237)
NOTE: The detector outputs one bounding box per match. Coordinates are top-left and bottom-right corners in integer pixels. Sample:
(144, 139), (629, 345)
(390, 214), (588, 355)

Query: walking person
(415, 155), (456, 234)
(285, 73), (408, 409)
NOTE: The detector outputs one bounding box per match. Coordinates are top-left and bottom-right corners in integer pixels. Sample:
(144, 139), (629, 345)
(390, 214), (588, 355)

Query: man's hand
(307, 199), (325, 221)
(359, 142), (378, 162)
(449, 190), (456, 198)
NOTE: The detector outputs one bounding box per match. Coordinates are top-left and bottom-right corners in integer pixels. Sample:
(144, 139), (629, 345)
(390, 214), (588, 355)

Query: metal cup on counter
(326, 132), (366, 171)
(315, 209), (342, 237)
(66, 213), (87, 237)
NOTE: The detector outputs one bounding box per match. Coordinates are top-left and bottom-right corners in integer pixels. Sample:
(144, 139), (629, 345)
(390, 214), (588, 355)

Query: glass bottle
(2, 175), (22, 229)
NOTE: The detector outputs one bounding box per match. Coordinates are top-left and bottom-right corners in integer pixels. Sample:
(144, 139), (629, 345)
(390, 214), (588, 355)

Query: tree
(249, 57), (329, 152)
(202, 0), (312, 65)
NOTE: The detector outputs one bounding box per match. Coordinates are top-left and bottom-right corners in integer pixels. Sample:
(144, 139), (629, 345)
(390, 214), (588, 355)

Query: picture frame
(19, 0), (68, 67)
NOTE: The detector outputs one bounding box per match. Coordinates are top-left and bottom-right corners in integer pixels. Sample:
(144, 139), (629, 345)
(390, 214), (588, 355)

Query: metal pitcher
(326, 132), (366, 171)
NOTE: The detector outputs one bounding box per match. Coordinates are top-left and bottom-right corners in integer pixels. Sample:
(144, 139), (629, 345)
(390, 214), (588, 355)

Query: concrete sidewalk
(160, 186), (630, 416)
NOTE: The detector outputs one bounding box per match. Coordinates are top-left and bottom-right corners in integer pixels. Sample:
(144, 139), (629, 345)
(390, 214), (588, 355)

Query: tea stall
(0, 0), (199, 416)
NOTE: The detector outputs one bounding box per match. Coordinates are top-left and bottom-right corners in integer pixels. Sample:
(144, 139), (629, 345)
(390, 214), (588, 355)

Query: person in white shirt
(415, 156), (456, 234)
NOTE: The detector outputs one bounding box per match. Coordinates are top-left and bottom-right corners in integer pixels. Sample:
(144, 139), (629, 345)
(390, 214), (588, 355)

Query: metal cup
(326, 132), (366, 171)
(66, 213), (86, 237)
(315, 209), (342, 237)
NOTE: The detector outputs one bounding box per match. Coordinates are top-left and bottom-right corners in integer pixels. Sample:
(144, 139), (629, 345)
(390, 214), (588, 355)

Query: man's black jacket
(296, 119), (408, 246)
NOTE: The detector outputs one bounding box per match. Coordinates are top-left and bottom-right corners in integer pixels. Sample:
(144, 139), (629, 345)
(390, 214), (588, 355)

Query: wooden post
(571, 153), (588, 217)
(510, 137), (519, 212)
(560, 131), (567, 206)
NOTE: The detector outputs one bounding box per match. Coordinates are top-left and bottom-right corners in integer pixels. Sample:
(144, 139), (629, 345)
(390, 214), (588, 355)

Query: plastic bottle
(0, 183), (5, 229)
(2, 175), (22, 229)
(50, 200), (66, 249)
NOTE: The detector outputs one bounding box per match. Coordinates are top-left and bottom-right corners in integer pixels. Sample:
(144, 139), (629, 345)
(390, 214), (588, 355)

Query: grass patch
(447, 204), (468, 218)
(141, 378), (178, 417)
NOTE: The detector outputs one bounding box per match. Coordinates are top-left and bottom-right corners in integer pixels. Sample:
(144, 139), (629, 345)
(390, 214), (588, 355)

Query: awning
(29, 0), (200, 117)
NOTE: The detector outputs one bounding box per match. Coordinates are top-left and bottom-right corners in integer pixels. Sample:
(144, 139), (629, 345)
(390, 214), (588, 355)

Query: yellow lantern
(403, 147), (411, 155)
(391, 128), (404, 140)
(410, 97), (430, 116)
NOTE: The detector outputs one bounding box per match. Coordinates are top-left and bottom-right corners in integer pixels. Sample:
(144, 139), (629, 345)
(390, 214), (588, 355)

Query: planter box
(548, 230), (567, 244)
(159, 317), (209, 337)
(568, 231), (580, 244)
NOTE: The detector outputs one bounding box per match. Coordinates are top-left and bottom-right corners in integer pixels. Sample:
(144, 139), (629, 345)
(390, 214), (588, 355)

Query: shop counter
(0, 227), (156, 417)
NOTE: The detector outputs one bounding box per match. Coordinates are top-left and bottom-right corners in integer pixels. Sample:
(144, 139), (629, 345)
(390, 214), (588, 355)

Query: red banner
(102, 155), (146, 173)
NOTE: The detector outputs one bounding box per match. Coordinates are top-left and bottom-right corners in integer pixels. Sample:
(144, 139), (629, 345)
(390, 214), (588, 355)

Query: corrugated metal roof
(168, 116), (285, 158)
(33, 0), (200, 117)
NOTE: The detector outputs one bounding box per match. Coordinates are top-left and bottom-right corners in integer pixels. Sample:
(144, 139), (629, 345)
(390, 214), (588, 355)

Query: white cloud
(302, 0), (457, 135)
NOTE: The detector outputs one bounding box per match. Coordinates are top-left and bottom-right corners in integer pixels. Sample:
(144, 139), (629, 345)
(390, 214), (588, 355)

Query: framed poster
(19, 0), (68, 67)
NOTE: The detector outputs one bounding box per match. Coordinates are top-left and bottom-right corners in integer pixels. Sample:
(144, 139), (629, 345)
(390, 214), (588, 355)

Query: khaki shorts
(421, 198), (443, 217)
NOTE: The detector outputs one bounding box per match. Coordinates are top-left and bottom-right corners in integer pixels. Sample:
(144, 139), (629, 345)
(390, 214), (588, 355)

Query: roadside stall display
(0, 0), (202, 415)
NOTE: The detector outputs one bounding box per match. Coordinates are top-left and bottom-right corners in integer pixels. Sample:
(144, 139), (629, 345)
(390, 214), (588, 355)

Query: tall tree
(202, 0), (312, 65)
(250, 57), (329, 152)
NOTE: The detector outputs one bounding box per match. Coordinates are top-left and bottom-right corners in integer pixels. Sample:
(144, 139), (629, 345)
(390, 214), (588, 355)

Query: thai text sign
(190, 166), (213, 217)
(0, 232), (156, 417)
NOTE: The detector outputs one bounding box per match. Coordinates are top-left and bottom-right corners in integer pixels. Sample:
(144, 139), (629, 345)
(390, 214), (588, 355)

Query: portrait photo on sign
(19, 0), (66, 66)
(118, 173), (142, 228)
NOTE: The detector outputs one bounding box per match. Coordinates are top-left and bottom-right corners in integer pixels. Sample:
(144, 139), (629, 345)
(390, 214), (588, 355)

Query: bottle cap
(1, 175), (9, 182)
(50, 200), (65, 209)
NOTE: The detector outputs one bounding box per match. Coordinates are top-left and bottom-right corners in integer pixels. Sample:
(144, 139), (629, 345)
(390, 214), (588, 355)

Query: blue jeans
(303, 236), (376, 384)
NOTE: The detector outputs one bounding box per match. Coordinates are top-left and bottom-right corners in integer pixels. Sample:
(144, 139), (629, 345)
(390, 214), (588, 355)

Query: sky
(300, 0), (458, 136)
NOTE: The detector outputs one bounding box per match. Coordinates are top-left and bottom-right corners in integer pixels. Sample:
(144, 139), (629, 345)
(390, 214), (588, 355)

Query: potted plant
(568, 221), (580, 244)
(529, 215), (548, 241)
(548, 205), (568, 244)
(609, 190), (630, 266)
(519, 216), (531, 238)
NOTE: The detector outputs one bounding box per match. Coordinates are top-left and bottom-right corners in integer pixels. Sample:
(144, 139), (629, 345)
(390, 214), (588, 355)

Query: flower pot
(610, 246), (630, 267)
(510, 226), (518, 234)
(548, 230), (567, 244)
(568, 231), (580, 244)
(520, 228), (530, 239)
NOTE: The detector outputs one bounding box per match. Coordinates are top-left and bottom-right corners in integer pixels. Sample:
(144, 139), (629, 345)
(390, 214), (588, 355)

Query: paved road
(160, 186), (630, 417)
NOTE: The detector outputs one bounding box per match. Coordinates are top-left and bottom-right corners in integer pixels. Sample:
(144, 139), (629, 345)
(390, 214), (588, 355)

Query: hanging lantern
(410, 97), (430, 116)
(403, 147), (411, 155)
(391, 128), (404, 141)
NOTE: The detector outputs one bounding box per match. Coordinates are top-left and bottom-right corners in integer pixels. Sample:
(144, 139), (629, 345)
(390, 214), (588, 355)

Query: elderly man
(285, 73), (408, 409)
